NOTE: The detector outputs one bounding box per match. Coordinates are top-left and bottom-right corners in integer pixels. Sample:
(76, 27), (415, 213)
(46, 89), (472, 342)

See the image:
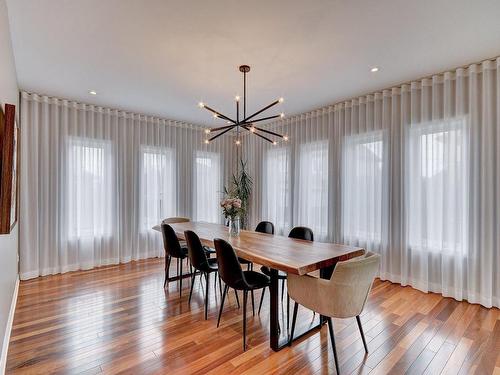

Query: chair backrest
(163, 217), (190, 224)
(330, 252), (380, 317)
(161, 223), (184, 258)
(255, 221), (275, 235)
(214, 238), (246, 289)
(184, 230), (209, 271)
(289, 226), (314, 241)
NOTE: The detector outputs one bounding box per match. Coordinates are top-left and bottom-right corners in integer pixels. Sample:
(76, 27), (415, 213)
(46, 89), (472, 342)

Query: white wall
(0, 0), (19, 368)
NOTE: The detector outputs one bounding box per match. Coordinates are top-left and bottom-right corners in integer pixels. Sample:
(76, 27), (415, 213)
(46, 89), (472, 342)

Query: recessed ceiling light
(89, 90), (97, 95)
(370, 67), (379, 73)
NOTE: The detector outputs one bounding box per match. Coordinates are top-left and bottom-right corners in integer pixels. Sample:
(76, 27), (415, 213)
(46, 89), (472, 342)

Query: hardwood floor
(6, 258), (500, 374)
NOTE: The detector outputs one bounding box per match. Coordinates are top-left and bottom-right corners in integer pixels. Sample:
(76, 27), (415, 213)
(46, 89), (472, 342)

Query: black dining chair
(255, 221), (275, 235)
(161, 223), (189, 296)
(214, 238), (270, 351)
(185, 230), (222, 320)
(258, 226), (314, 318)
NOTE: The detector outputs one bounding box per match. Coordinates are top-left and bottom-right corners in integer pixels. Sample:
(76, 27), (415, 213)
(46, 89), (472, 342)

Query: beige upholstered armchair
(288, 251), (380, 374)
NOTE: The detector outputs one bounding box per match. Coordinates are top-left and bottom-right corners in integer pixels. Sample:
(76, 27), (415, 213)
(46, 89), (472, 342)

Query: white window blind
(262, 147), (290, 235)
(139, 147), (176, 232)
(407, 119), (468, 255)
(194, 151), (221, 223)
(296, 140), (329, 239)
(342, 132), (384, 246)
(67, 138), (113, 239)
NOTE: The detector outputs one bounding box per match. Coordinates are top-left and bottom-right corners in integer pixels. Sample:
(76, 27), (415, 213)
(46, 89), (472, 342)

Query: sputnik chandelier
(199, 65), (288, 145)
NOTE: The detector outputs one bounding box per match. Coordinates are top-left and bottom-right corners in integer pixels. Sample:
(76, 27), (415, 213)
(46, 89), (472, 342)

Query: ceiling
(6, 0), (500, 127)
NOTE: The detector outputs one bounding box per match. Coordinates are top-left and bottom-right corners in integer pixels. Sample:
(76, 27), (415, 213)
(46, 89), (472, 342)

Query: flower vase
(229, 217), (240, 237)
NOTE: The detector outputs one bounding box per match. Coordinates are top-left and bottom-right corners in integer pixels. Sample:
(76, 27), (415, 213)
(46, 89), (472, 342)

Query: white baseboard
(0, 277), (19, 375)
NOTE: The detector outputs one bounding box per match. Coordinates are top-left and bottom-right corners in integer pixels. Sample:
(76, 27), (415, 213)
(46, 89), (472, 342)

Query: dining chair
(161, 223), (188, 296)
(255, 221), (275, 235)
(258, 226), (314, 316)
(184, 230), (222, 320)
(288, 251), (380, 374)
(214, 238), (270, 351)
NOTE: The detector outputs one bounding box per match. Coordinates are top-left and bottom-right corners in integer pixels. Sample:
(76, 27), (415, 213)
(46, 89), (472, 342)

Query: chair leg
(288, 301), (298, 346)
(258, 287), (265, 315)
(281, 279), (285, 302)
(327, 317), (340, 375)
(356, 315), (368, 353)
(188, 272), (196, 303)
(217, 285), (228, 328)
(164, 256), (171, 288)
(204, 273), (209, 320)
(218, 273), (223, 297)
(287, 293), (290, 331)
(251, 290), (255, 316)
(179, 258), (183, 297)
(234, 289), (240, 308)
(243, 290), (248, 351)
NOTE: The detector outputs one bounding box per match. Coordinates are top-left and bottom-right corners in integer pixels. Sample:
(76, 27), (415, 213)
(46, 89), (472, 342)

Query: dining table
(166, 221), (365, 351)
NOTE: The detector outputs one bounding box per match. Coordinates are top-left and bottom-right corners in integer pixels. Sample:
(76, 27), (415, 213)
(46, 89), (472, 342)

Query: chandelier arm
(210, 124), (237, 132)
(241, 125), (274, 143)
(243, 99), (280, 122)
(238, 114), (282, 127)
(203, 105), (236, 123)
(208, 126), (236, 142)
(250, 125), (284, 138)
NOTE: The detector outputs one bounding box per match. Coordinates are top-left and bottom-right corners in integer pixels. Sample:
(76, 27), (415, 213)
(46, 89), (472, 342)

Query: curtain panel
(243, 58), (500, 308)
(19, 92), (235, 280)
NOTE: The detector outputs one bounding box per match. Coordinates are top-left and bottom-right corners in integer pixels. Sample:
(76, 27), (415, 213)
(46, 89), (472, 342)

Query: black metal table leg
(319, 264), (336, 325)
(269, 262), (338, 352)
(270, 268), (280, 351)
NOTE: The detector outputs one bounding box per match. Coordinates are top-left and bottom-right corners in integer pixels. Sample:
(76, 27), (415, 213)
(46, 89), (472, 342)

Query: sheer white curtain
(296, 141), (329, 240)
(243, 58), (500, 308)
(262, 147), (291, 235)
(406, 119), (468, 295)
(193, 151), (222, 223)
(138, 146), (177, 251)
(19, 92), (234, 279)
(342, 131), (386, 250)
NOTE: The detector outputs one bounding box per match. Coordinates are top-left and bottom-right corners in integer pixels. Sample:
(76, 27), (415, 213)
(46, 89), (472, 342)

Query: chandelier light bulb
(198, 102), (205, 108)
(204, 139), (210, 144)
(272, 141), (278, 145)
(213, 113), (218, 118)
(283, 135), (289, 141)
(371, 67), (379, 72)
(235, 95), (240, 101)
(278, 97), (284, 103)
(250, 126), (255, 132)
(235, 139), (241, 145)
(280, 112), (285, 118)
(204, 129), (211, 134)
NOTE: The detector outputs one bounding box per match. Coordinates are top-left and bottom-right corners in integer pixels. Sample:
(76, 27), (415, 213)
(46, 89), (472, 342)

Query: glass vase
(228, 217), (240, 237)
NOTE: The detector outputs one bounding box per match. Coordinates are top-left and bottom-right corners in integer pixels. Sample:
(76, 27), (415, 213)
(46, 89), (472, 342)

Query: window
(139, 147), (176, 232)
(342, 132), (384, 244)
(297, 140), (329, 238)
(262, 147), (290, 234)
(194, 151), (221, 223)
(67, 138), (113, 239)
(407, 119), (468, 254)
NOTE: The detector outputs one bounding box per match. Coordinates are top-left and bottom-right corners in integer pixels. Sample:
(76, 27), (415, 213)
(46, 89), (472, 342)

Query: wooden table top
(168, 221), (365, 275)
